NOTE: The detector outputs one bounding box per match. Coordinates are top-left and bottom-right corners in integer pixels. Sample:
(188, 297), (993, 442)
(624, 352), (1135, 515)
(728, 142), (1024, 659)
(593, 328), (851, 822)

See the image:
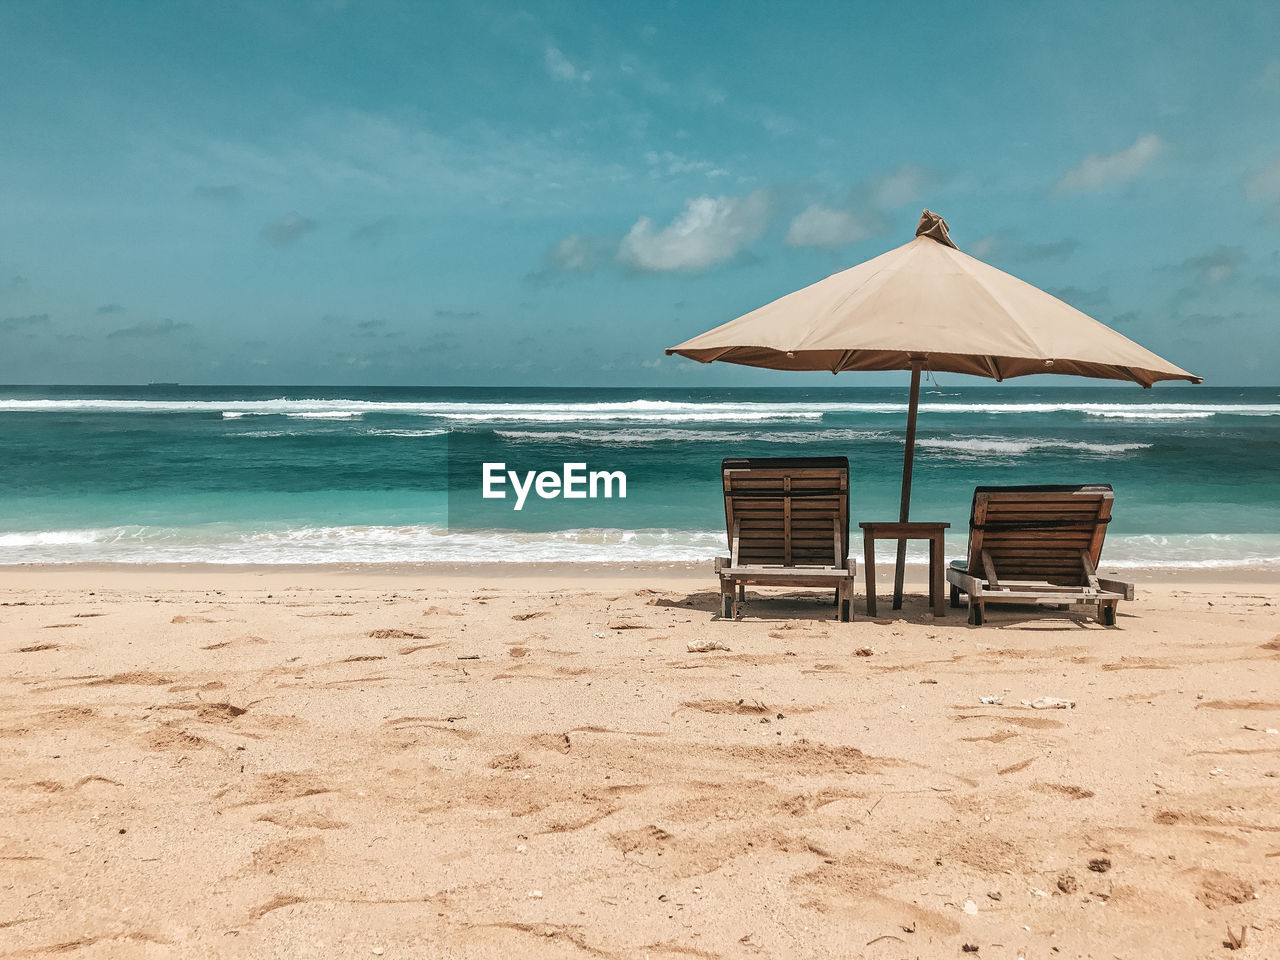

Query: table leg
(863, 533), (877, 617)
(892, 539), (906, 609)
(931, 534), (945, 617)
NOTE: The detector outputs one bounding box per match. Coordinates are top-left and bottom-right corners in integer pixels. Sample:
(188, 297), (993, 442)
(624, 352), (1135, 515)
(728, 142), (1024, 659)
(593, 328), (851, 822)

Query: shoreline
(1, 560), (1278, 587)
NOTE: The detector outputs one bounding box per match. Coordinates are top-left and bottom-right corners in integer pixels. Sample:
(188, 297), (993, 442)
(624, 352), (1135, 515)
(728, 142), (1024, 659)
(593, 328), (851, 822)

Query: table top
(858, 521), (951, 535)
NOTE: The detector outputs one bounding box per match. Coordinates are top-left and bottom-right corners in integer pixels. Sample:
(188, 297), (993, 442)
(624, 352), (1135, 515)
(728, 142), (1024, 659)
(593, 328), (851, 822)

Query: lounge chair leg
(836, 582), (854, 622)
(1102, 603), (1117, 627)
(720, 580), (735, 621)
(968, 599), (984, 626)
(949, 584), (961, 608)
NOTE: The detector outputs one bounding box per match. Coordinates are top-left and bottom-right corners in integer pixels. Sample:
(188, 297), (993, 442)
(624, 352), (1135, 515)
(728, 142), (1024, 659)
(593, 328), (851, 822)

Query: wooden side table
(859, 521), (950, 617)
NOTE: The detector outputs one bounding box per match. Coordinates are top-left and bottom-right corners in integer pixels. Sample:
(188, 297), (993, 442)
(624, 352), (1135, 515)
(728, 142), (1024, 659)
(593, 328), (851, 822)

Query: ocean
(1, 384), (1277, 569)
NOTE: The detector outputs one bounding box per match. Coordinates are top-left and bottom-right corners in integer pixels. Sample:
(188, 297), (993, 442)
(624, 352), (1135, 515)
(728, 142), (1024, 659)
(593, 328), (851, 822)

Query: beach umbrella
(666, 211), (1201, 602)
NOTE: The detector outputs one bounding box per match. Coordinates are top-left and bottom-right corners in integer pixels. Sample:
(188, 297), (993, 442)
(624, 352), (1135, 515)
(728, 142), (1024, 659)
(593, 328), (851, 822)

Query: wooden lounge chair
(945, 484), (1134, 626)
(715, 457), (857, 622)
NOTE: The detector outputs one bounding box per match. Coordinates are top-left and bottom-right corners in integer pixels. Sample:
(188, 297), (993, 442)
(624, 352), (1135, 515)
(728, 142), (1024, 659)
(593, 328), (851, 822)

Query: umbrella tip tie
(916, 210), (958, 249)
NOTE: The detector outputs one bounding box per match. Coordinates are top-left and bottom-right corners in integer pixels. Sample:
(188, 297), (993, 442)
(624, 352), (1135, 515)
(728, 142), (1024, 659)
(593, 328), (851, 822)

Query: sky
(1, 0), (1278, 387)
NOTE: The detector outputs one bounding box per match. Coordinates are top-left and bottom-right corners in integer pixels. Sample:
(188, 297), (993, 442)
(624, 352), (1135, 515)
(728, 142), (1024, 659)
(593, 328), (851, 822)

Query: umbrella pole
(893, 359), (924, 608)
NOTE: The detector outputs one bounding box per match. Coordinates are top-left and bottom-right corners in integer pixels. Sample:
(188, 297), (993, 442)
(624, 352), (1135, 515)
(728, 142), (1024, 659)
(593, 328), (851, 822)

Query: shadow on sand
(656, 589), (1126, 629)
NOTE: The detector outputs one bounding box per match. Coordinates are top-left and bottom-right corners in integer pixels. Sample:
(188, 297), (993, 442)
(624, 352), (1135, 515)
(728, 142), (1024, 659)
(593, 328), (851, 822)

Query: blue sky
(1, 0), (1277, 386)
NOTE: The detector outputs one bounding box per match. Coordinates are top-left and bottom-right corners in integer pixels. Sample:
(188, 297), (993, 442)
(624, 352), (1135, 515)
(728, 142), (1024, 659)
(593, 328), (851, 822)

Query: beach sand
(2, 565), (1277, 958)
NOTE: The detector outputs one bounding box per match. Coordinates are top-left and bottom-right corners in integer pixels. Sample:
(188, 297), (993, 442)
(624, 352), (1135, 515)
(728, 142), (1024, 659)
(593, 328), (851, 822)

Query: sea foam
(3, 524), (1277, 569)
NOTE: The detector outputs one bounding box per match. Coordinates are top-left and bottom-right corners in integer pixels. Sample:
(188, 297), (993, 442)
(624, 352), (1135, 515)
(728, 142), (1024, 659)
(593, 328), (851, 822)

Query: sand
(1, 565), (1277, 958)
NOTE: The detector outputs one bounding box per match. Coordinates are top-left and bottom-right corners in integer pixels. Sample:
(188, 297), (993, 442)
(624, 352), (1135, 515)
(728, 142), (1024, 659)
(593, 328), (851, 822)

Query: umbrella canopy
(667, 211), (1201, 388)
(666, 211), (1201, 609)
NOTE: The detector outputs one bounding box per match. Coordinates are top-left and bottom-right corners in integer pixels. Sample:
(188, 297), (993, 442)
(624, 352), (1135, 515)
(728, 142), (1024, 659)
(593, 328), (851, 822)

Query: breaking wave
(2, 525), (1277, 569)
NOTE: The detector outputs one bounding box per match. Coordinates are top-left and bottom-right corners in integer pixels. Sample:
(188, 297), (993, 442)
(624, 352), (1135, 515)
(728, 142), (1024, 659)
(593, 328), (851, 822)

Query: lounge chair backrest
(966, 484), (1115, 586)
(722, 457), (850, 569)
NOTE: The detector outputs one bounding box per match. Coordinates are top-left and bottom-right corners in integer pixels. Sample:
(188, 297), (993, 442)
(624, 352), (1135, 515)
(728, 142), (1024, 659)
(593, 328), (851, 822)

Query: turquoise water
(1, 384), (1277, 567)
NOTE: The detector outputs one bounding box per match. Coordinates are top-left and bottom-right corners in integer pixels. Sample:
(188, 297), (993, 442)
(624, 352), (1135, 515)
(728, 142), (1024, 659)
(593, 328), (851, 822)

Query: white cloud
(142, 106), (631, 213)
(781, 165), (948, 250)
(548, 234), (603, 272)
(870, 164), (941, 208)
(784, 204), (873, 249)
(1246, 156), (1280, 200)
(644, 150), (728, 179)
(545, 45), (590, 83)
(618, 191), (770, 272)
(1178, 246), (1245, 284)
(1055, 134), (1165, 192)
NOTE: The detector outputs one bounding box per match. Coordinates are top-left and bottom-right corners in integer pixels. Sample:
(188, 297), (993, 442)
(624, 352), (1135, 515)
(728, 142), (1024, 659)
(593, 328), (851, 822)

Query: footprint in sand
(255, 809), (349, 830)
(16, 643), (61, 652)
(87, 671), (173, 686)
(537, 800), (619, 835)
(1102, 657), (1173, 671)
(143, 724), (223, 754)
(1195, 870), (1255, 908)
(512, 611), (550, 621)
(489, 752), (532, 770)
(171, 615), (217, 624)
(39, 706), (96, 726)
(997, 757), (1036, 775)
(961, 730), (1019, 743)
(169, 680), (225, 692)
(195, 702), (249, 722)
(722, 741), (886, 774)
(681, 699), (773, 716)
(367, 628), (426, 639)
(952, 713), (1065, 729)
(251, 835), (325, 875)
(385, 717), (477, 739)
(1197, 700), (1280, 711)
(1032, 782), (1095, 799)
(397, 642), (446, 655)
(231, 771), (334, 806)
(609, 824), (675, 857)
(201, 636), (266, 650)
(526, 732), (572, 754)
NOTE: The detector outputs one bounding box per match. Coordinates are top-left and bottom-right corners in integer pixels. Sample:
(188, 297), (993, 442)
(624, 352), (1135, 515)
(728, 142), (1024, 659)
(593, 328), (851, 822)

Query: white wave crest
(494, 428), (891, 445)
(362, 428), (451, 437)
(0, 529), (105, 547)
(1085, 411), (1216, 421)
(918, 437), (1151, 457)
(5, 397), (1276, 421)
(0, 524), (724, 564)
(3, 525), (1278, 570)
